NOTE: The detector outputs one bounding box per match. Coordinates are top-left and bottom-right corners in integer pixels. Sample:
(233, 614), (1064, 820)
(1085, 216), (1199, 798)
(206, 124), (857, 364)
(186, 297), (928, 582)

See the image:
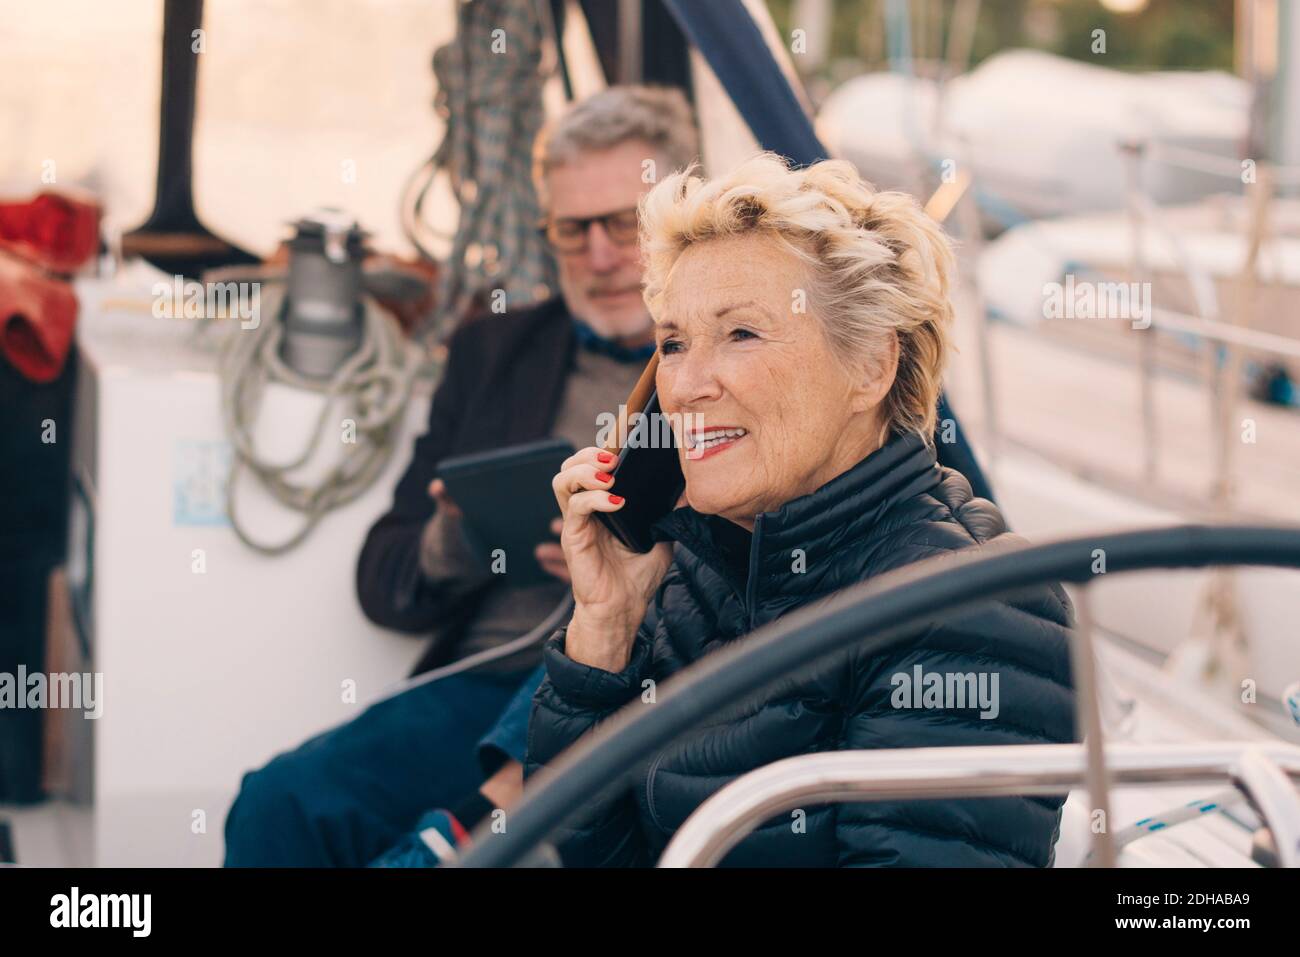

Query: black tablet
(436, 438), (575, 586)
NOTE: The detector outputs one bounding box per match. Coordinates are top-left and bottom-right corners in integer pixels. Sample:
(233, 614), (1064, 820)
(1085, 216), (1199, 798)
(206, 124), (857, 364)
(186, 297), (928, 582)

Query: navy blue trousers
(223, 665), (544, 867)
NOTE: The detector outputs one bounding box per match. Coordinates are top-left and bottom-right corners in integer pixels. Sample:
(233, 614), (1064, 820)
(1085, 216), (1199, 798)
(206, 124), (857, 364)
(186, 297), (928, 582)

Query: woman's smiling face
(655, 233), (893, 527)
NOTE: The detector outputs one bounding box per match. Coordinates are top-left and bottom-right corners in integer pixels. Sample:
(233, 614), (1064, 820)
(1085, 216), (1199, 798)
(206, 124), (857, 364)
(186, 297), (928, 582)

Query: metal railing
(657, 741), (1300, 867)
(966, 138), (1300, 516)
(457, 524), (1300, 868)
(957, 139), (1300, 705)
(988, 139), (1300, 512)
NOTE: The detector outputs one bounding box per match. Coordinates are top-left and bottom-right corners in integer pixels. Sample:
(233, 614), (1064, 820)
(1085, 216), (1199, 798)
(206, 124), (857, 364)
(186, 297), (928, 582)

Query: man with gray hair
(224, 85), (697, 866)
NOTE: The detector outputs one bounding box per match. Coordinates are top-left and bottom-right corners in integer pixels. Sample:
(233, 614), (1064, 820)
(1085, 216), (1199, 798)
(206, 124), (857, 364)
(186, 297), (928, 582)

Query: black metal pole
(122, 0), (257, 277)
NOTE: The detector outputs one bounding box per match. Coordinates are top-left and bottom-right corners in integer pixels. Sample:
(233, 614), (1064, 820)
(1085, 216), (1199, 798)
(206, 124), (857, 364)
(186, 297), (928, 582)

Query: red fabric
(0, 191), (100, 275)
(0, 252), (78, 383)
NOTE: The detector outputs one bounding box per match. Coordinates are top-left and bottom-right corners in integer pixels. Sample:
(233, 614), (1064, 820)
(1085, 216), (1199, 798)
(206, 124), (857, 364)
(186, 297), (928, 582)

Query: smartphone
(596, 356), (685, 552)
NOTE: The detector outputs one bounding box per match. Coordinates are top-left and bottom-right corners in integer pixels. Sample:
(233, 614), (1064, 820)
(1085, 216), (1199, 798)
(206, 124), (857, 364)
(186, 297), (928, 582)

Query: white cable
(1086, 788), (1245, 862)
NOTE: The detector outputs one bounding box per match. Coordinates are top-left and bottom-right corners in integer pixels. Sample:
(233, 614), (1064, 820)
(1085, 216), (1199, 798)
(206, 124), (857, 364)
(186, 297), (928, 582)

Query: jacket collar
(653, 432), (944, 609)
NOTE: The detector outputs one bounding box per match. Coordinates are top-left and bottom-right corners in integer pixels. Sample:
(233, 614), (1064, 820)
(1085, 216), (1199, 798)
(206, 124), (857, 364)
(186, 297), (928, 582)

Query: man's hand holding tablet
(434, 439), (576, 586)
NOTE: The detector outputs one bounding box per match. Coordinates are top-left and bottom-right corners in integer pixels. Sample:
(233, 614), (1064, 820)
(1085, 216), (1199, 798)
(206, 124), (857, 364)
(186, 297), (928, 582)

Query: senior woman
(528, 153), (1076, 867)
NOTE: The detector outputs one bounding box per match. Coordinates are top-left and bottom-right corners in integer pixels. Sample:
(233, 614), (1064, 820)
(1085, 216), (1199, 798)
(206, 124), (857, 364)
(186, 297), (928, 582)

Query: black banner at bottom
(0, 866), (1286, 942)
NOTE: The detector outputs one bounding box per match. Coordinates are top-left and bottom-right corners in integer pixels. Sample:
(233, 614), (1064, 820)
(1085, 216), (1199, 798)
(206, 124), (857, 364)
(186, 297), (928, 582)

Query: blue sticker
(174, 440), (232, 526)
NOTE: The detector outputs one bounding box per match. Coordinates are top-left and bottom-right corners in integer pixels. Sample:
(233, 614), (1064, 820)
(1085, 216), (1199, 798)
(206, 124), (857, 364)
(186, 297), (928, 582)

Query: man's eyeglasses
(538, 207), (639, 252)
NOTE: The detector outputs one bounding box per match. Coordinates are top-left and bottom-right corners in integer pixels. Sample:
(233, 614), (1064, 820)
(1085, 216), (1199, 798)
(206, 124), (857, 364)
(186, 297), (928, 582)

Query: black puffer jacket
(526, 433), (1076, 867)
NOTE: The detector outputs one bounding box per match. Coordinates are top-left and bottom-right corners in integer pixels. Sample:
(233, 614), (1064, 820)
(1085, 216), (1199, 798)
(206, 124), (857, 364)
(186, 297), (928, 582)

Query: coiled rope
(218, 283), (417, 554)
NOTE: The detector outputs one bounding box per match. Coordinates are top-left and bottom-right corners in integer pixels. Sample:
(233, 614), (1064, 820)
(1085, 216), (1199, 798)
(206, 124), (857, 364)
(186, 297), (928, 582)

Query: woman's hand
(552, 446), (673, 672)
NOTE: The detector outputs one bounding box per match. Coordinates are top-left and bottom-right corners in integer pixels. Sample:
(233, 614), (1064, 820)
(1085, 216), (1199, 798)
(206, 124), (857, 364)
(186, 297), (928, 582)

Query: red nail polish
(608, 494), (624, 505)
(595, 471), (613, 483)
(597, 451), (614, 463)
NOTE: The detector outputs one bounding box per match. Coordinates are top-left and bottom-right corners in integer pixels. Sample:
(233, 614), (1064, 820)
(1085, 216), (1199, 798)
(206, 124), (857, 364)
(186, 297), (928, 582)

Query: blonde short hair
(639, 153), (955, 443)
